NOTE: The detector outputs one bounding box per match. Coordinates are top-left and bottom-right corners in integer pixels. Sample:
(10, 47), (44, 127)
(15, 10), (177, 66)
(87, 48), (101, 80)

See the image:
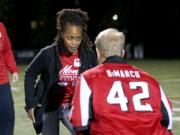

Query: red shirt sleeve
(0, 22), (18, 74)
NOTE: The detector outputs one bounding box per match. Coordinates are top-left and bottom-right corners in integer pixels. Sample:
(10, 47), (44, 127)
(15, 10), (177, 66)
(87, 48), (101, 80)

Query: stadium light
(112, 14), (118, 21)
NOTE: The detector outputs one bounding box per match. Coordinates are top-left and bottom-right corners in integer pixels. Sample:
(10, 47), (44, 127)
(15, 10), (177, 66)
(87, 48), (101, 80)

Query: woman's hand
(28, 108), (36, 123)
(12, 72), (19, 83)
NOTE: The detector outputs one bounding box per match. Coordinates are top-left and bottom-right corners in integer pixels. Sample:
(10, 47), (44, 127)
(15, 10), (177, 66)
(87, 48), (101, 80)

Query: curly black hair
(54, 8), (94, 48)
(56, 8), (89, 32)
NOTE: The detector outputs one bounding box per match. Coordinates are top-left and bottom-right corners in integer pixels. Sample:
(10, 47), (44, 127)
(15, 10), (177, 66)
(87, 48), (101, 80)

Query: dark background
(0, 0), (180, 59)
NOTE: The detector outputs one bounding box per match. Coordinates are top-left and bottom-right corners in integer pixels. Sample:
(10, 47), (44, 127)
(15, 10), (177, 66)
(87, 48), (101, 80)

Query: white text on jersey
(106, 70), (140, 78)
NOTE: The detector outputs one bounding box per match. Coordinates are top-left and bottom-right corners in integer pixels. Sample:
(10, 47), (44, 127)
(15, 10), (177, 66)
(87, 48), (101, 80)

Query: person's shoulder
(41, 45), (54, 50)
(0, 22), (5, 30)
(82, 64), (103, 78)
(132, 65), (159, 83)
(0, 22), (4, 26)
(36, 45), (55, 58)
(40, 45), (55, 53)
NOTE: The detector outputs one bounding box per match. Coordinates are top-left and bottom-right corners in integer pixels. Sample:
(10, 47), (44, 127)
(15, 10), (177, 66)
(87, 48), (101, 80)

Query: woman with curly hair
(24, 8), (97, 135)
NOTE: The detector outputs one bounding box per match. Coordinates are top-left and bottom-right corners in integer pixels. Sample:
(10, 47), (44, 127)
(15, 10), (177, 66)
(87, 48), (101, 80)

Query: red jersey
(0, 22), (18, 84)
(71, 61), (173, 135)
(57, 52), (80, 105)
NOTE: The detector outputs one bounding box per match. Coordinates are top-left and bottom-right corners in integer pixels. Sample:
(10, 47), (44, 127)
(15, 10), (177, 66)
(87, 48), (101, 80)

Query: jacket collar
(103, 56), (127, 64)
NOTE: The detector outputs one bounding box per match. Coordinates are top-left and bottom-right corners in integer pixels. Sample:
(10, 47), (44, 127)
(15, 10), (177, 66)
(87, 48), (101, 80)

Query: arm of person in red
(0, 22), (19, 82)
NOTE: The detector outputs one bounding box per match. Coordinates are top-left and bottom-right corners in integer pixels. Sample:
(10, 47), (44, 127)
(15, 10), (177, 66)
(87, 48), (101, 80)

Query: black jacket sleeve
(160, 101), (170, 128)
(24, 48), (46, 110)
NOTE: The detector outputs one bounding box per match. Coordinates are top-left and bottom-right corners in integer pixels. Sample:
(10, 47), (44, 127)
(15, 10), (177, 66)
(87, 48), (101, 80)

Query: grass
(11, 59), (180, 135)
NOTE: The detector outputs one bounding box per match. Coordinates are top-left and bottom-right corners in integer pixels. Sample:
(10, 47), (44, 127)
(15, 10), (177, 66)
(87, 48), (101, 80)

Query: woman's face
(61, 24), (83, 55)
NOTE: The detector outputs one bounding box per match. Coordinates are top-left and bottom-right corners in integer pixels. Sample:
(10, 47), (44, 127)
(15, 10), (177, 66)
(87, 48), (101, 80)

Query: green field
(11, 59), (180, 135)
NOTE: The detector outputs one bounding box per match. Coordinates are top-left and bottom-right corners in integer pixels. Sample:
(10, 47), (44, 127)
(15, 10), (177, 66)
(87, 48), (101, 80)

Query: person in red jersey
(70, 28), (173, 135)
(24, 9), (97, 135)
(0, 22), (19, 135)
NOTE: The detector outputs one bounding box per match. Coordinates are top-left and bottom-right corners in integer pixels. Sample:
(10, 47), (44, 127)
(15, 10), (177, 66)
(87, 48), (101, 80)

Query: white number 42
(107, 81), (153, 112)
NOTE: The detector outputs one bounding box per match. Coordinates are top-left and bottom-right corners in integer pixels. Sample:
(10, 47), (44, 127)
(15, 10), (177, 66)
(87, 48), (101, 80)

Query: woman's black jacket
(24, 44), (97, 111)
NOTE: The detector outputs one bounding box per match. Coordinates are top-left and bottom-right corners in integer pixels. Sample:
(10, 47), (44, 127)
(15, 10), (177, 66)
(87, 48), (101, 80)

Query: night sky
(1, 0), (180, 58)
